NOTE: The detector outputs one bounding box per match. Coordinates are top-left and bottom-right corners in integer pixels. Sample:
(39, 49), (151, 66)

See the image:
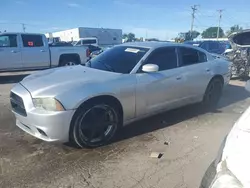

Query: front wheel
(70, 102), (120, 148)
(202, 78), (223, 109)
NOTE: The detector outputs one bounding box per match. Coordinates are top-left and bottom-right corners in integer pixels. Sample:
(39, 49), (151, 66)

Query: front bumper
(11, 83), (75, 143)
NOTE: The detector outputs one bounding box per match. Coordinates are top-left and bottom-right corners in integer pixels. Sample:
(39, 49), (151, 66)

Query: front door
(21, 34), (50, 69)
(0, 34), (22, 70)
(136, 47), (185, 116)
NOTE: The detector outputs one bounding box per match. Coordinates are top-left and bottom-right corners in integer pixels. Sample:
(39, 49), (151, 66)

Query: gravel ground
(0, 73), (249, 188)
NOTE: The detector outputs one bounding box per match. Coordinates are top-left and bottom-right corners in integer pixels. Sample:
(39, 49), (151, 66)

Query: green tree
(177, 30), (200, 42)
(201, 27), (224, 38)
(226, 25), (243, 36)
(123, 33), (136, 42)
(189, 30), (200, 39)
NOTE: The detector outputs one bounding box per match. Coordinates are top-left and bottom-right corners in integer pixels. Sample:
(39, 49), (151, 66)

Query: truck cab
(0, 32), (88, 72)
(0, 33), (50, 71)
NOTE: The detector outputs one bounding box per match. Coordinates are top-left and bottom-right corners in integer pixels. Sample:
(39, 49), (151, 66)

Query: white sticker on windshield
(125, 48), (140, 53)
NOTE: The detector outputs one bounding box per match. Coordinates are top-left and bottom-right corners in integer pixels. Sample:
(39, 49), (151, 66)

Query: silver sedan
(10, 42), (231, 148)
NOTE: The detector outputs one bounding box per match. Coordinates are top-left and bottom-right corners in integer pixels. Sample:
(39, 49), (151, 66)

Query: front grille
(10, 92), (27, 116)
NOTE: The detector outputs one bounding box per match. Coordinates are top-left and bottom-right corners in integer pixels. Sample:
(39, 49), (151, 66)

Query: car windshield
(86, 45), (149, 73)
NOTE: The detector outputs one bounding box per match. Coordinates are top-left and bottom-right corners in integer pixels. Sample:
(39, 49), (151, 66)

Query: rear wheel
(202, 78), (223, 109)
(59, 59), (78, 66)
(70, 101), (120, 148)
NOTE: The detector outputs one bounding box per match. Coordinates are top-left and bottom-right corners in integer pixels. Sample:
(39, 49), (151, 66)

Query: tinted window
(21, 35), (44, 47)
(209, 42), (219, 50)
(179, 47), (199, 66)
(198, 51), (207, 62)
(86, 46), (149, 74)
(0, 35), (17, 47)
(82, 39), (97, 45)
(145, 47), (177, 71)
(199, 42), (207, 50)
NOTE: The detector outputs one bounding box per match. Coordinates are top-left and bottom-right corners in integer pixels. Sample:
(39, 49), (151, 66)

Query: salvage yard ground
(0, 73), (249, 188)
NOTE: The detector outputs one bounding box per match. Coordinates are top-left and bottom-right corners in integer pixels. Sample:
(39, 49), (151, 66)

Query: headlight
(33, 98), (65, 111)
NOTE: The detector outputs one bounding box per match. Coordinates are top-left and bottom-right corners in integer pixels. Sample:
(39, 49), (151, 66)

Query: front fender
(56, 75), (137, 121)
(56, 82), (117, 110)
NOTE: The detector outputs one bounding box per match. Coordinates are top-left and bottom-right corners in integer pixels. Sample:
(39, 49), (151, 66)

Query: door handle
(11, 50), (19, 53)
(40, 49), (46, 52)
(206, 68), (210, 72)
(176, 76), (182, 80)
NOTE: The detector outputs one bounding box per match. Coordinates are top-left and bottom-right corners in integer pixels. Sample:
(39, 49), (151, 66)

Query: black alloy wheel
(71, 102), (120, 148)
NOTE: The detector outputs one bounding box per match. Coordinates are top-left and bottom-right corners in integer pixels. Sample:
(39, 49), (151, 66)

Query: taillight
(86, 49), (91, 57)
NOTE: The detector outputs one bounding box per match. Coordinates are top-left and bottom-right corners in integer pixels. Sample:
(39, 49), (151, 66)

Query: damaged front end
(225, 30), (250, 79)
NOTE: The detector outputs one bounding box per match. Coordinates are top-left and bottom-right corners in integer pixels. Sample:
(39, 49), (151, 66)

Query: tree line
(123, 25), (243, 42)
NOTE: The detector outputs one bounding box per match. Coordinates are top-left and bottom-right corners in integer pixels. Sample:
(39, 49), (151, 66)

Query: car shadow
(0, 74), (29, 84)
(113, 83), (250, 143)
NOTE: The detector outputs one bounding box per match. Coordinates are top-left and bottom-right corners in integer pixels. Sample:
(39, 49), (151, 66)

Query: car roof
(119, 42), (207, 53)
(120, 41), (200, 49)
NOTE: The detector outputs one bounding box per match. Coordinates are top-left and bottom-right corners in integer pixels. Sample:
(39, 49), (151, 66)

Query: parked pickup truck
(0, 32), (89, 72)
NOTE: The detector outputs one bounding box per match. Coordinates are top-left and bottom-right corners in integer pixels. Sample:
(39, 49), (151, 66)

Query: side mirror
(142, 64), (159, 73)
(246, 80), (250, 92)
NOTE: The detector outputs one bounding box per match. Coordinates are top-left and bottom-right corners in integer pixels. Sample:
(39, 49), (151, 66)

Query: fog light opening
(37, 128), (47, 137)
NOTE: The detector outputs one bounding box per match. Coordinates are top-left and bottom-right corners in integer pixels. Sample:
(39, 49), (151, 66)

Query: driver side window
(140, 47), (177, 72)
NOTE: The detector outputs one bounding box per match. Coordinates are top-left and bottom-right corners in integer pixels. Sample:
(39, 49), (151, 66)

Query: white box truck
(46, 27), (122, 46)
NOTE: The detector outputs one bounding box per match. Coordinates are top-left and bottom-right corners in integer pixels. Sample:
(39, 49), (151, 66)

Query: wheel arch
(210, 74), (224, 85)
(59, 53), (81, 65)
(69, 95), (124, 145)
(71, 94), (124, 124)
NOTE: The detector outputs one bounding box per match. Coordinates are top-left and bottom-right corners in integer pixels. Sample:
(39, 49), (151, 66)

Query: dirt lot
(0, 73), (249, 188)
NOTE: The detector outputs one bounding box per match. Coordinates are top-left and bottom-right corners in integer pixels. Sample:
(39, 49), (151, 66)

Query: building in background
(45, 27), (122, 45)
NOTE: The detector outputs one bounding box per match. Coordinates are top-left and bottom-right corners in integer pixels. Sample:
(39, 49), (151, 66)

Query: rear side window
(146, 47), (177, 71)
(198, 51), (207, 62)
(179, 47), (200, 66)
(21, 35), (44, 47)
(0, 34), (17, 47)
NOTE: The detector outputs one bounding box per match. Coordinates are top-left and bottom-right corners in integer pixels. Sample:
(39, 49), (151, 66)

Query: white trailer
(45, 27), (122, 45)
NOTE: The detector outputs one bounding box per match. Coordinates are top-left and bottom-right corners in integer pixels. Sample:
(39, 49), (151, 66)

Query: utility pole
(191, 5), (198, 39)
(22, 23), (26, 32)
(217, 10), (223, 39)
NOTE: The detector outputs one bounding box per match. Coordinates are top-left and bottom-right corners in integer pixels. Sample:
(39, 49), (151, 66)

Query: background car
(184, 40), (202, 46)
(199, 41), (229, 54)
(10, 42), (231, 148)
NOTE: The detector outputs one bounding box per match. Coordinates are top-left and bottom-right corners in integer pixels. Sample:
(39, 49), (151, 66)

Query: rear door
(0, 34), (22, 70)
(21, 34), (50, 69)
(178, 47), (212, 101)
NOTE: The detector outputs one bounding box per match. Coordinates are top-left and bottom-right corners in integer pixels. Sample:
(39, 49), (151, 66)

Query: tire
(70, 101), (121, 148)
(202, 78), (223, 109)
(59, 59), (78, 66)
(200, 161), (217, 188)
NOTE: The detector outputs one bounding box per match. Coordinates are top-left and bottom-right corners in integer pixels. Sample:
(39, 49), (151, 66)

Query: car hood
(20, 65), (119, 97)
